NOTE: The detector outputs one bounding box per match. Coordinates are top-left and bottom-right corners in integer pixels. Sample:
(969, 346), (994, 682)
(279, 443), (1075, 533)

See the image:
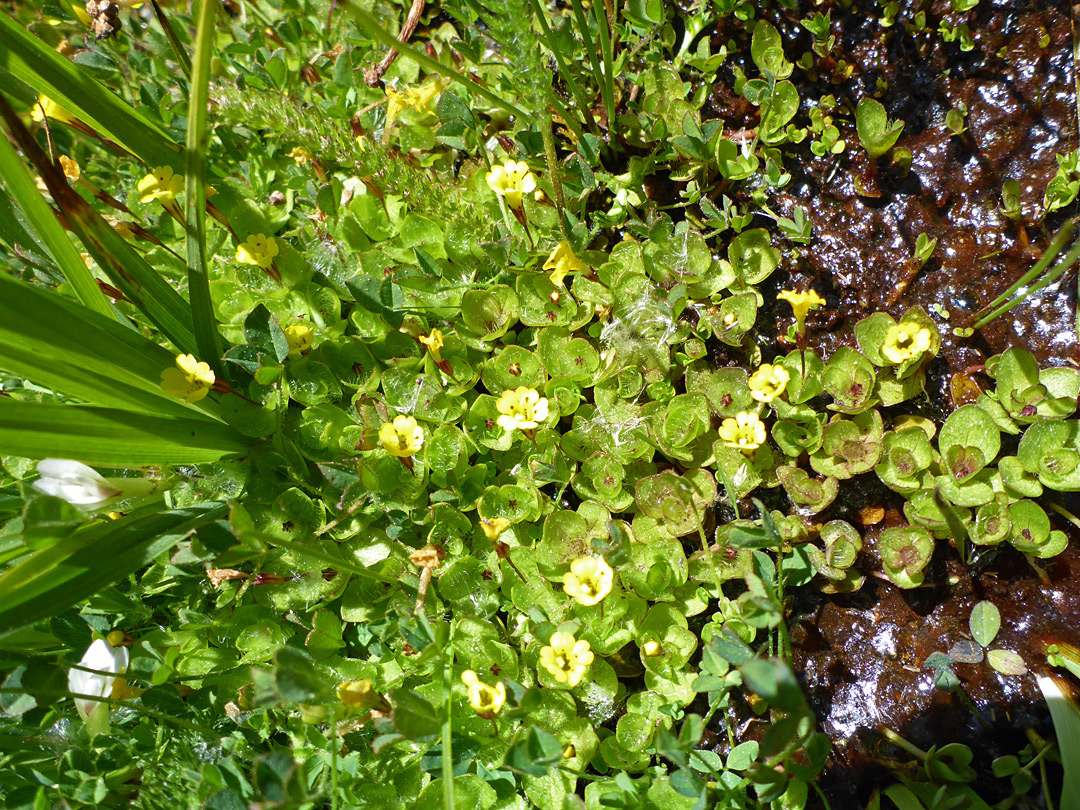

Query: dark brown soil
(699, 0), (1080, 803)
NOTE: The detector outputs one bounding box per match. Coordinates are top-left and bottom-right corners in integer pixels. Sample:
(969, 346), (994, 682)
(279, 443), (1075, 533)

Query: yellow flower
(337, 679), (384, 710)
(419, 329), (444, 362)
(719, 411), (766, 454)
(562, 556), (614, 606)
(777, 289), (826, 335)
(544, 240), (587, 287)
(287, 146), (314, 165)
(409, 80), (445, 112)
(496, 386), (549, 432)
(284, 323), (314, 355)
(748, 363), (791, 403)
(486, 160), (537, 210)
(379, 414), (424, 457)
(480, 516), (512, 541)
(59, 156), (81, 183)
(137, 166), (184, 204)
(539, 632), (593, 688)
(881, 322), (932, 364)
(160, 353), (215, 403)
(461, 670), (506, 717)
(384, 80), (444, 131)
(31, 94), (72, 124)
(642, 640), (661, 656)
(236, 234), (279, 269)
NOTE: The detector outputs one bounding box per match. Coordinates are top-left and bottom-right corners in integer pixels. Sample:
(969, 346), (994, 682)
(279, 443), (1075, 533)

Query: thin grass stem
(185, 0), (224, 375)
(973, 219), (1074, 324)
(526, 0), (600, 135)
(569, 0), (611, 134)
(974, 233), (1080, 328)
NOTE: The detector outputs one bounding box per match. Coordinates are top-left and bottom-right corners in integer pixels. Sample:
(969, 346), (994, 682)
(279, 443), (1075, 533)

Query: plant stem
(185, 0), (224, 376)
(540, 122), (568, 239)
(526, 0), (599, 135)
(442, 616), (456, 810)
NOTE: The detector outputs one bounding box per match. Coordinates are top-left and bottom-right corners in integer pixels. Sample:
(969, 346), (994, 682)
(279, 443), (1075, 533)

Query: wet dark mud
(696, 0), (1080, 803)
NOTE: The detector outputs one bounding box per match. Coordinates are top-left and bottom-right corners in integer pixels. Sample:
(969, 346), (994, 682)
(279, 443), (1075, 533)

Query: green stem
(592, 0), (618, 138)
(974, 220), (1079, 328)
(569, 0), (613, 135)
(526, 0), (599, 135)
(330, 718), (339, 810)
(540, 123), (568, 239)
(880, 727), (928, 761)
(185, 0), (224, 375)
(442, 617), (456, 810)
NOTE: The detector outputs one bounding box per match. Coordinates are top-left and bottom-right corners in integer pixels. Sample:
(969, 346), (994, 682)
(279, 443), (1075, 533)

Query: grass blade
(0, 94), (197, 355)
(0, 273), (219, 420)
(149, 0), (193, 81)
(0, 133), (114, 319)
(526, 0), (598, 135)
(0, 400), (253, 466)
(185, 0), (223, 374)
(1038, 675), (1080, 810)
(569, 0), (615, 135)
(0, 12), (181, 167)
(0, 502), (227, 637)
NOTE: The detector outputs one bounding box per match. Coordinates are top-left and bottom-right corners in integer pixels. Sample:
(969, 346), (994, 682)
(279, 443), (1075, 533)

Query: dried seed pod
(85, 0), (122, 40)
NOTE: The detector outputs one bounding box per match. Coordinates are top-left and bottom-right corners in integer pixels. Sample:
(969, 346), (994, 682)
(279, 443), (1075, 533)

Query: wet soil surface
(698, 0), (1080, 803)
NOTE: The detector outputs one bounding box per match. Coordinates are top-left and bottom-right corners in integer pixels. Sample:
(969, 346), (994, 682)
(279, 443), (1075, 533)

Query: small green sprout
(856, 97), (905, 159)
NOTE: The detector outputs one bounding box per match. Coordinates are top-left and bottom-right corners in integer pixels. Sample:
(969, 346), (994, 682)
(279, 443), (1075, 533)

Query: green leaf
(856, 98), (904, 159)
(739, 658), (806, 714)
(0, 400), (252, 466)
(273, 647), (324, 702)
(0, 126), (113, 319)
(0, 501), (226, 636)
(0, 97), (196, 354)
(750, 22), (793, 79)
(0, 273), (213, 420)
(968, 601), (1001, 648)
(987, 649), (1027, 676)
(391, 688), (442, 743)
(0, 13), (181, 166)
(22, 496), (84, 550)
(184, 0), (224, 374)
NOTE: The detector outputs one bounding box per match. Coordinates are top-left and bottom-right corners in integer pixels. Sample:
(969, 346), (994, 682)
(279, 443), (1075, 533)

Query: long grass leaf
(149, 0), (193, 80)
(0, 12), (181, 167)
(1037, 676), (1080, 810)
(0, 502), (227, 637)
(0, 273), (220, 420)
(526, 0), (598, 135)
(0, 401), (253, 466)
(185, 0), (223, 373)
(0, 94), (197, 354)
(0, 134), (114, 319)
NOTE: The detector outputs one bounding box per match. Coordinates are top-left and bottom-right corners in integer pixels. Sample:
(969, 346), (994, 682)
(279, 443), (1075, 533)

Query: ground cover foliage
(1, 0), (1080, 808)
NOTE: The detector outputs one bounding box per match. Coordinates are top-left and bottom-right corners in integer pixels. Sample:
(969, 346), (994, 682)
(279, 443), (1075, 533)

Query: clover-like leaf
(777, 466), (838, 514)
(822, 347), (877, 413)
(878, 525), (934, 588)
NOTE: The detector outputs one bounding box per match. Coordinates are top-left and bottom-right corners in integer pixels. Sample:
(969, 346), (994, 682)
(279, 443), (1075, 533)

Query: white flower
(33, 459), (153, 510)
(68, 638), (129, 720)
